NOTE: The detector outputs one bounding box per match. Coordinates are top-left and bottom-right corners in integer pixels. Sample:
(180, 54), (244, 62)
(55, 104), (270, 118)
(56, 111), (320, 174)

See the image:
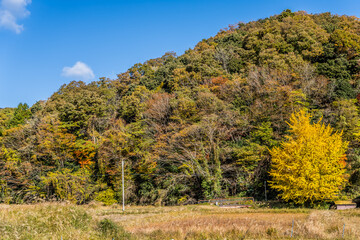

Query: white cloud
(0, 0), (31, 34)
(62, 61), (95, 81)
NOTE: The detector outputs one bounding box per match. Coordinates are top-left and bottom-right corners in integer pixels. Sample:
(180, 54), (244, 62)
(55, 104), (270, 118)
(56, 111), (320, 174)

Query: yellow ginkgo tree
(269, 110), (348, 204)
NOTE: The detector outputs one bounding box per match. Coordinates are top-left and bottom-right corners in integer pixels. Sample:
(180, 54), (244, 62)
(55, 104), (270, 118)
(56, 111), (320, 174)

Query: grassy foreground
(0, 203), (359, 239)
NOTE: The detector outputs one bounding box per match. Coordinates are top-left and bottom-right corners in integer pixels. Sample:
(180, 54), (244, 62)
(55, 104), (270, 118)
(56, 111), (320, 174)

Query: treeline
(1, 10), (360, 205)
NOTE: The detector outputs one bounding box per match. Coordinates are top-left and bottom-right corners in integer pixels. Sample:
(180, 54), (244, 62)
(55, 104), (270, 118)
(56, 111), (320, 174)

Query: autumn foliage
(270, 110), (348, 204)
(2, 10), (360, 205)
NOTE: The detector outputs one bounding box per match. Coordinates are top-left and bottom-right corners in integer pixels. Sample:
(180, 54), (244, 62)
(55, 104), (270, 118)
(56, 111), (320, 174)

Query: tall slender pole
(122, 159), (125, 212)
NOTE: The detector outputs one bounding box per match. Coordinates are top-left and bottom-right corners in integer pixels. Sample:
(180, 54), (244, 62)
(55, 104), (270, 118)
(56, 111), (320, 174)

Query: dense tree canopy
(1, 10), (360, 205)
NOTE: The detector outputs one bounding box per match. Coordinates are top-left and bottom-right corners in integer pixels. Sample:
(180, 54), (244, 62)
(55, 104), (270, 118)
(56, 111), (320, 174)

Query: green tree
(8, 103), (31, 128)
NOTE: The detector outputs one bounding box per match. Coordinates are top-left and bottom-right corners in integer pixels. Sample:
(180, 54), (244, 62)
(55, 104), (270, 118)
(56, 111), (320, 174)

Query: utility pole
(122, 159), (125, 212)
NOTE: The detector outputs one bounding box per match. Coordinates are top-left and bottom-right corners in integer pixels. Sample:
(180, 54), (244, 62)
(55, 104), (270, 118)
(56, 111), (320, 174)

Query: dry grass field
(0, 203), (359, 239)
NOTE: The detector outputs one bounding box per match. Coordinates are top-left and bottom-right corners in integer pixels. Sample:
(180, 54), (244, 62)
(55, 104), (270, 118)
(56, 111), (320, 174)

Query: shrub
(95, 189), (118, 206)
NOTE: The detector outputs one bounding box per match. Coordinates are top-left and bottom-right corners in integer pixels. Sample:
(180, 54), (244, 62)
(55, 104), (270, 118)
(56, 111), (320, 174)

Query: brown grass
(99, 205), (360, 239)
(0, 203), (360, 239)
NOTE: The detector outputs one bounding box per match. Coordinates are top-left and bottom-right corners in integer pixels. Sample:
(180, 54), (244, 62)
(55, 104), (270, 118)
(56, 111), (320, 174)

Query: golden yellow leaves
(270, 110), (348, 204)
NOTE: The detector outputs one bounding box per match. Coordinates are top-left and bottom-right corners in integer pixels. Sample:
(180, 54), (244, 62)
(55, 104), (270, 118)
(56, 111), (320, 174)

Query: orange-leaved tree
(269, 110), (348, 204)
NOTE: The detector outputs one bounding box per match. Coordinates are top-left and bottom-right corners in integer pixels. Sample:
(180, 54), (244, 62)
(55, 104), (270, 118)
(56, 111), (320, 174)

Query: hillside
(1, 10), (360, 205)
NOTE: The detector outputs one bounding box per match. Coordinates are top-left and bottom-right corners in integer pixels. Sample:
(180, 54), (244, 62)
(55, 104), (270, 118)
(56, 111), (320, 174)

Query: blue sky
(1, 0), (359, 108)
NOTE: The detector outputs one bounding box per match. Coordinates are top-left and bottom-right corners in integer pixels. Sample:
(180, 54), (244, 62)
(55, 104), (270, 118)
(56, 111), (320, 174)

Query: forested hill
(2, 10), (360, 205)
